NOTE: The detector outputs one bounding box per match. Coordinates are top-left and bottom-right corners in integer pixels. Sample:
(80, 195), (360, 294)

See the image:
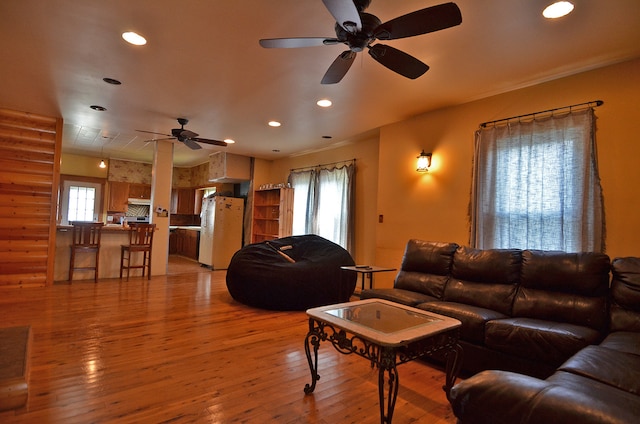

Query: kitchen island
(55, 225), (143, 282)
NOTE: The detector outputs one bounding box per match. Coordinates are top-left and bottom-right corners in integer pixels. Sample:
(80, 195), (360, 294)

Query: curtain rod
(480, 100), (604, 128)
(290, 158), (356, 173)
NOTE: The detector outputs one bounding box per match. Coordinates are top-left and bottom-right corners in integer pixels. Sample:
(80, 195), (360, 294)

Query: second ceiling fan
(259, 0), (462, 84)
(137, 118), (227, 150)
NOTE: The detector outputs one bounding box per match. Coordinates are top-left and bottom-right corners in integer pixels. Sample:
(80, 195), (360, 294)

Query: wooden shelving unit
(251, 188), (294, 243)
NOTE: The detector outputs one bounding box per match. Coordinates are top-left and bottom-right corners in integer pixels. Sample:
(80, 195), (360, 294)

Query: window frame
(58, 175), (105, 225)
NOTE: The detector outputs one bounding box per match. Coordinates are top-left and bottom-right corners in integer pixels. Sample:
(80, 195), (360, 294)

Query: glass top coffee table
(304, 299), (462, 424)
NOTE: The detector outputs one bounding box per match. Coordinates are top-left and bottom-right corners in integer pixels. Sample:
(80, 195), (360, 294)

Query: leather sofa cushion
(514, 250), (610, 332)
(485, 317), (601, 365)
(513, 287), (608, 332)
(444, 279), (517, 316)
(393, 240), (458, 298)
(610, 257), (640, 332)
(610, 305), (640, 333)
(446, 246), (521, 315)
(450, 369), (640, 424)
(558, 345), (640, 395)
(520, 250), (611, 294)
(394, 271), (449, 299)
(417, 301), (507, 344)
(451, 246), (522, 284)
(359, 288), (437, 307)
(599, 331), (640, 356)
(400, 240), (458, 275)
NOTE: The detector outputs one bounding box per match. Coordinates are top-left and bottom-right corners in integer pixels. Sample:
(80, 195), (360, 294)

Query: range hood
(208, 152), (250, 183)
(127, 198), (151, 205)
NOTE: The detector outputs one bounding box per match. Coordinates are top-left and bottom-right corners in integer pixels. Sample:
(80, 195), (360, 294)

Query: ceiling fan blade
(136, 129), (172, 137)
(368, 44), (429, 79)
(259, 37), (339, 48)
(321, 50), (357, 84)
(322, 0), (362, 33)
(375, 2), (462, 40)
(180, 129), (199, 139)
(192, 137), (228, 147)
(182, 138), (202, 150)
(142, 137), (174, 143)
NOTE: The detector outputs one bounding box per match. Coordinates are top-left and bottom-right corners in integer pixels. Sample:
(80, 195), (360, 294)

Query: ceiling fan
(136, 118), (227, 150)
(259, 0), (462, 84)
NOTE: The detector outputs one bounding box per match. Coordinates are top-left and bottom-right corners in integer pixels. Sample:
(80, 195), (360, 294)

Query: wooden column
(150, 140), (173, 276)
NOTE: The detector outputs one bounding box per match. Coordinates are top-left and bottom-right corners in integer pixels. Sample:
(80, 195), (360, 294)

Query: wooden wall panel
(0, 108), (62, 287)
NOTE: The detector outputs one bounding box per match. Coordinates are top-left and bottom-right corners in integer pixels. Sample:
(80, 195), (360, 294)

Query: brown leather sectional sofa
(360, 240), (640, 422)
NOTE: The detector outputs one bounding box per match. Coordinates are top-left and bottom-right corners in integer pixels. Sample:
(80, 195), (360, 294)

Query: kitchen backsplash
(126, 204), (150, 217)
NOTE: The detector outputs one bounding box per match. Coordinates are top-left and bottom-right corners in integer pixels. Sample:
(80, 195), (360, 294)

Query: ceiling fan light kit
(259, 1), (462, 84)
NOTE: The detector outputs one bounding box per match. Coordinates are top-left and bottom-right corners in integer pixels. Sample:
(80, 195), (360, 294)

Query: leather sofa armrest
(449, 370), (547, 424)
(450, 370), (640, 424)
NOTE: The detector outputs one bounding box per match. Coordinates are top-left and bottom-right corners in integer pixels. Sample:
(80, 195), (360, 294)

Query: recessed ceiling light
(103, 77), (122, 85)
(122, 31), (147, 46)
(317, 99), (332, 107)
(543, 1), (574, 19)
(90, 105), (107, 111)
(223, 139), (235, 144)
(268, 121), (281, 127)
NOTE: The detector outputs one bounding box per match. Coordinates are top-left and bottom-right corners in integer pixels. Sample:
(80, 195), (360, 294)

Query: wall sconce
(99, 159), (107, 169)
(416, 150), (432, 172)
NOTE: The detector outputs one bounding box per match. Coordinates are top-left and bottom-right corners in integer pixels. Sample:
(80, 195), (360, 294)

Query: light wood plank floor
(0, 256), (458, 423)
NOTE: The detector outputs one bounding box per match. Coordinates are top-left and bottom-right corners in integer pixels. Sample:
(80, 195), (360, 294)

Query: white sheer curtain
(470, 109), (604, 252)
(289, 163), (355, 252)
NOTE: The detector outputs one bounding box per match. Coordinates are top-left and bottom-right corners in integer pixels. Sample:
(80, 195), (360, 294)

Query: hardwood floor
(0, 256), (458, 423)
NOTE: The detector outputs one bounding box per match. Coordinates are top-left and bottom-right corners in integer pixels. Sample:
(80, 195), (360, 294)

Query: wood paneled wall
(0, 108), (62, 287)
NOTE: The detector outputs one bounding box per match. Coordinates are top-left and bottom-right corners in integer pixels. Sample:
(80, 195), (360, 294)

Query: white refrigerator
(198, 196), (244, 269)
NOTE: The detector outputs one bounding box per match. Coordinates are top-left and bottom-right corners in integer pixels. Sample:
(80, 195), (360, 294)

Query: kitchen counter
(55, 225), (148, 281)
(57, 224), (132, 232)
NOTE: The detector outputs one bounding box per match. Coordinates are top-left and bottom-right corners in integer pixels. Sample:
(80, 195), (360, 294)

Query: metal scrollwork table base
(303, 299), (463, 424)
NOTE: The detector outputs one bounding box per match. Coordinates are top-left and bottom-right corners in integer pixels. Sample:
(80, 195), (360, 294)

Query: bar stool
(69, 221), (104, 283)
(120, 223), (156, 281)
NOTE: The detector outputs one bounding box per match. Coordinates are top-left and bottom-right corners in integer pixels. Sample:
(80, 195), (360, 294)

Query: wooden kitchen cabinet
(169, 230), (178, 254)
(108, 181), (129, 212)
(128, 183), (151, 199)
(183, 229), (199, 260)
(173, 228), (199, 260)
(171, 188), (196, 214)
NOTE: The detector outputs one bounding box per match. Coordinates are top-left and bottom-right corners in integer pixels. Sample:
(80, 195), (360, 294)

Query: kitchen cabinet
(171, 188), (196, 215)
(172, 228), (200, 260)
(169, 230), (178, 254)
(251, 188), (293, 243)
(108, 182), (129, 212)
(183, 229), (199, 260)
(128, 183), (151, 199)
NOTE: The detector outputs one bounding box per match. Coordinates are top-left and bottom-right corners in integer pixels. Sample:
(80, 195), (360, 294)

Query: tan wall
(61, 153), (108, 179)
(373, 58), (640, 287)
(265, 58), (640, 289)
(268, 132), (380, 265)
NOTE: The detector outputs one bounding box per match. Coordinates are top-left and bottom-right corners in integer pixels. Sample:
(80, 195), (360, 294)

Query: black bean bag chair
(226, 234), (357, 310)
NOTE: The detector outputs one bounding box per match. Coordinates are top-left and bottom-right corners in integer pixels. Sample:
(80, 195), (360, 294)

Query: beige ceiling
(1, 0), (639, 167)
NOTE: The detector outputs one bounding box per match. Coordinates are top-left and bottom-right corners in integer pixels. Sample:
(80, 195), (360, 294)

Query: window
(60, 179), (102, 224)
(289, 162), (355, 252)
(470, 109), (604, 252)
(68, 185), (96, 222)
